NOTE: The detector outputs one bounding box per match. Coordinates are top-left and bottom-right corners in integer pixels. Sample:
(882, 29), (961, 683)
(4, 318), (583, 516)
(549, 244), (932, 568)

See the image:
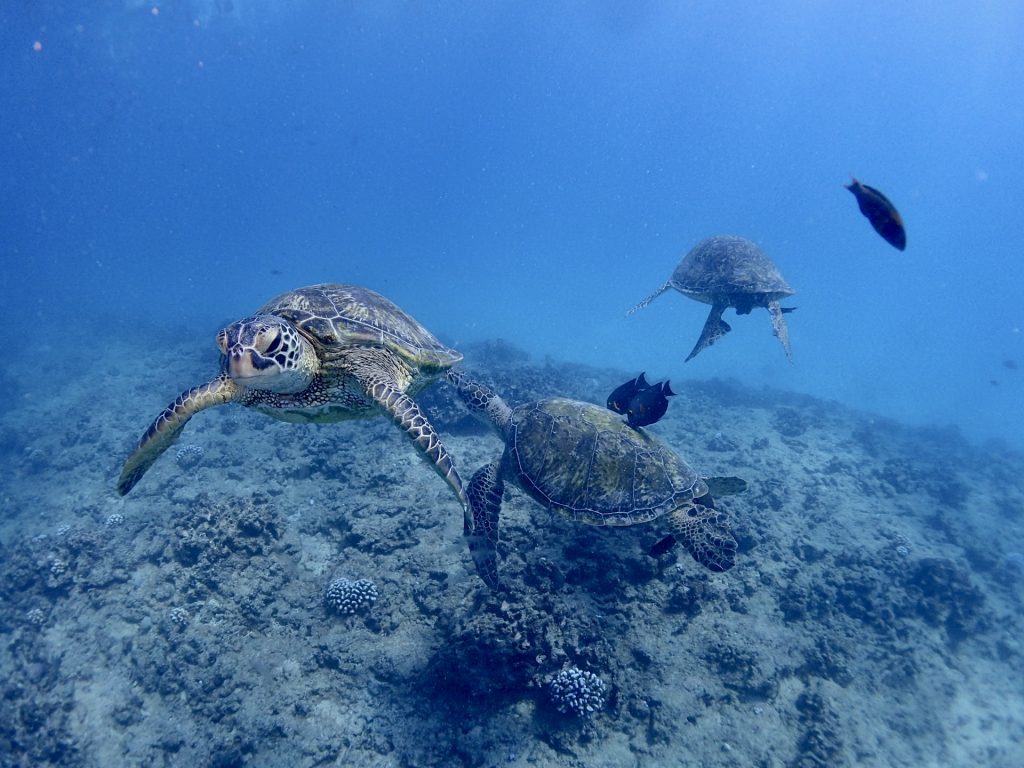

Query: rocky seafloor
(1, 331), (1023, 767)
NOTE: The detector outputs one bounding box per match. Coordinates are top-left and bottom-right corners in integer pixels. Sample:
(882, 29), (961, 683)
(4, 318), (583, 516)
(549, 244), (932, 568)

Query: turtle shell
(258, 283), (461, 370)
(506, 398), (707, 526)
(671, 235), (794, 303)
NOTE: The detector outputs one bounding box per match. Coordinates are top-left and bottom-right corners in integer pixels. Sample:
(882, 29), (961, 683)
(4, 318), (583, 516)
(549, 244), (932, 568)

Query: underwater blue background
(3, 0), (1023, 447)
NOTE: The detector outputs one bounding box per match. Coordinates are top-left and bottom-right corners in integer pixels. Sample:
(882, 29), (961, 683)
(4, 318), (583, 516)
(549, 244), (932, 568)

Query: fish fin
(861, 183), (897, 208)
(636, 371), (650, 389)
(661, 380), (676, 397)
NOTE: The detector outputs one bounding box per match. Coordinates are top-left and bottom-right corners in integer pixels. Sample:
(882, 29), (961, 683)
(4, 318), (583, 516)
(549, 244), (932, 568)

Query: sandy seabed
(1, 331), (1023, 768)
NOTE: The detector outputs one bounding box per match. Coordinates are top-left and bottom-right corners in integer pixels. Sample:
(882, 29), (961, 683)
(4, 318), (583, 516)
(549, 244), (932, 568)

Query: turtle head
(217, 315), (319, 393)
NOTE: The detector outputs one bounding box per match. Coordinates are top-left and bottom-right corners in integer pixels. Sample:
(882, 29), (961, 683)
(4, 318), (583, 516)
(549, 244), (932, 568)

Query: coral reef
(174, 443), (205, 469)
(172, 494), (281, 569)
(0, 339), (1021, 767)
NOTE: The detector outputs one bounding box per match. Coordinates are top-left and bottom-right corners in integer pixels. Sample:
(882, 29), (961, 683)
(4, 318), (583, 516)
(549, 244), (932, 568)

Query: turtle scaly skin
(447, 369), (739, 588)
(117, 375), (240, 497)
(117, 284), (470, 530)
(628, 235), (796, 362)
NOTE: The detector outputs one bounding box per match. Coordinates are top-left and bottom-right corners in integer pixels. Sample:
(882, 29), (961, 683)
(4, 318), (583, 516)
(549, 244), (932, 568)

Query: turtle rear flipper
(117, 375), (240, 495)
(466, 461), (504, 589)
(767, 300), (793, 362)
(686, 303), (731, 362)
(366, 378), (471, 531)
(668, 503), (737, 572)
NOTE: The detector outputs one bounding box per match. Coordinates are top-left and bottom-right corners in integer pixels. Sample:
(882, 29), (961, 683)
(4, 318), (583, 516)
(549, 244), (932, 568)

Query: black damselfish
(607, 373), (676, 427)
(649, 534), (678, 557)
(626, 380), (675, 428)
(845, 177), (906, 251)
(607, 372), (650, 414)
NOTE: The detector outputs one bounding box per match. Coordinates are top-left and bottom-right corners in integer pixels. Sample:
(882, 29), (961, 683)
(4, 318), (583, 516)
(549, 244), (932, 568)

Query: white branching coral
(549, 665), (606, 718)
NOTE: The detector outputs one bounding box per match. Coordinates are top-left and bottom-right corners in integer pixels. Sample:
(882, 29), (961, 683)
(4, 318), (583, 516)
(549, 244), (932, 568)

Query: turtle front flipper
(686, 302), (731, 362)
(445, 369), (513, 432)
(626, 281), (672, 316)
(466, 460), (504, 589)
(366, 379), (471, 530)
(117, 374), (240, 496)
(668, 502), (737, 572)
(767, 300), (793, 362)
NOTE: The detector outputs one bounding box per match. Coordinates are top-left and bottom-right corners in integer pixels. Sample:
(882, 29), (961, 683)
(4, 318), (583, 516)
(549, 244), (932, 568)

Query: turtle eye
(264, 334), (282, 355)
(253, 327), (280, 354)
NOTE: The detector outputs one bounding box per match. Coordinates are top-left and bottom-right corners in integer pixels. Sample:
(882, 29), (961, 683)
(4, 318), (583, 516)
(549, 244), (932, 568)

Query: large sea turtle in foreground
(447, 369), (743, 588)
(117, 284), (470, 528)
(628, 235), (796, 362)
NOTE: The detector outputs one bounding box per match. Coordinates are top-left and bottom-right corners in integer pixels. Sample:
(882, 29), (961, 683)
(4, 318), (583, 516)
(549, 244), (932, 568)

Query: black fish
(626, 380), (675, 428)
(607, 372), (650, 414)
(845, 177), (906, 251)
(649, 534), (677, 557)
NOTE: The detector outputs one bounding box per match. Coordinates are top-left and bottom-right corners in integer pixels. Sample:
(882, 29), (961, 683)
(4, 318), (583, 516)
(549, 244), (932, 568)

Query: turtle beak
(226, 346), (275, 381)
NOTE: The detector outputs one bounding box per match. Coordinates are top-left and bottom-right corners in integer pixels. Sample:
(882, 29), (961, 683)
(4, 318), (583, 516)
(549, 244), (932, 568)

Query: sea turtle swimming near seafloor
(628, 235), (796, 362)
(117, 284), (470, 529)
(447, 369), (744, 588)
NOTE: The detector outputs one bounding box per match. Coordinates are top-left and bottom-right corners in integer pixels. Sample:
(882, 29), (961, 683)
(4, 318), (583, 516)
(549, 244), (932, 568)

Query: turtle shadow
(418, 593), (545, 714)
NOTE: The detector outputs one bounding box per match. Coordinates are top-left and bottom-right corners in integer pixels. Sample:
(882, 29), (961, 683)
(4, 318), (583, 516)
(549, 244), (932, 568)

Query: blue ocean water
(2, 1), (1023, 447)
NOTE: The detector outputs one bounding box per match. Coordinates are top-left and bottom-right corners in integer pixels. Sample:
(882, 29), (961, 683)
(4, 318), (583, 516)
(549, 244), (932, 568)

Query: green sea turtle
(628, 235), (796, 362)
(117, 284), (470, 528)
(447, 370), (743, 588)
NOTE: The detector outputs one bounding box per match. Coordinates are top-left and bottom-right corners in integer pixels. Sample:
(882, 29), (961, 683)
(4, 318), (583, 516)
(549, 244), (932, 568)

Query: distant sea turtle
(447, 370), (743, 588)
(628, 235), (796, 362)
(117, 284), (470, 528)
